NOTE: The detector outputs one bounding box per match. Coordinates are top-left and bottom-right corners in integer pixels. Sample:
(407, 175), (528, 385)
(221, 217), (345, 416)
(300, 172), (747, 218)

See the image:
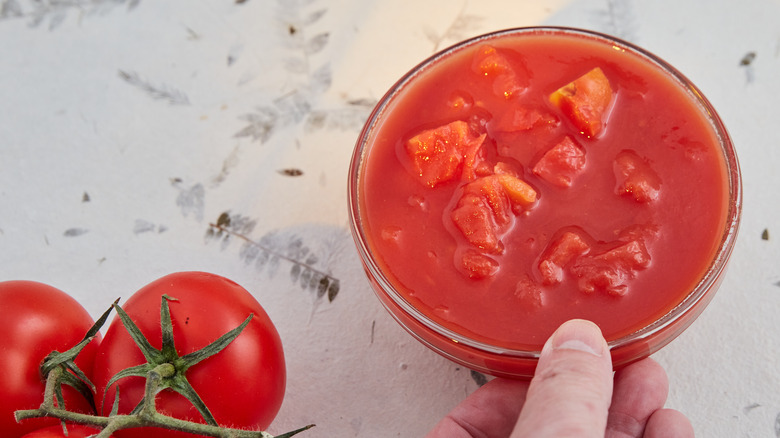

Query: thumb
(511, 319), (613, 438)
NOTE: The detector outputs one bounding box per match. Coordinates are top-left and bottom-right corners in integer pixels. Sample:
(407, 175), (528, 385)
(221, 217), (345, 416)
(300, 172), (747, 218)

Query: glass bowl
(348, 27), (741, 378)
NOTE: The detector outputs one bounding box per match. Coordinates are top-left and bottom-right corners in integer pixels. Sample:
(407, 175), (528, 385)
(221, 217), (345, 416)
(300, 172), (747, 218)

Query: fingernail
(548, 319), (606, 357)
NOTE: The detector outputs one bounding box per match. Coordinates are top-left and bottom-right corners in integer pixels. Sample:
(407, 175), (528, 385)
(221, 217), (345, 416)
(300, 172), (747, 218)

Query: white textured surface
(1, 0), (779, 437)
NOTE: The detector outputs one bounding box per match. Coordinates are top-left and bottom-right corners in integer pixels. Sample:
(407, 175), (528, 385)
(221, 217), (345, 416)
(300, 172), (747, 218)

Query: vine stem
(15, 366), (112, 428)
(15, 365), (313, 438)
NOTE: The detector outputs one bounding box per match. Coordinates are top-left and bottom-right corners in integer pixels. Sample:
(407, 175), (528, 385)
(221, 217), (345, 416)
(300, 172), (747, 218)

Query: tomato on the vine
(20, 424), (103, 437)
(92, 271), (286, 437)
(0, 281), (100, 438)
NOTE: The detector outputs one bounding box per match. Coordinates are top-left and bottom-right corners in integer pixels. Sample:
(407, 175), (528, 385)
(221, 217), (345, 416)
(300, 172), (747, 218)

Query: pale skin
(426, 319), (695, 438)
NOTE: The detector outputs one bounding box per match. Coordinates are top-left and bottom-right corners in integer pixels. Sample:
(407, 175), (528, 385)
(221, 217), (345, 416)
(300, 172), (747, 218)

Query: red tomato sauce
(358, 31), (729, 350)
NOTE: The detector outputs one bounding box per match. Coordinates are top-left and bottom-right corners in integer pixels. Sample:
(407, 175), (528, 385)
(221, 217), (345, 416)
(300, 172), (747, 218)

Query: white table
(2, 0), (779, 436)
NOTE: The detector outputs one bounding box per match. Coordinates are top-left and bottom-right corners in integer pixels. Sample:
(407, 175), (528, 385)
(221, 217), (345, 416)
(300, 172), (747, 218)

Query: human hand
(425, 319), (694, 438)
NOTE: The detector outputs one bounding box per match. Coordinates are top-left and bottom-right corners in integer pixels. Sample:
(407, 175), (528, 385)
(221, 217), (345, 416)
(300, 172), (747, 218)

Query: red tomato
(92, 272), (286, 437)
(0, 281), (100, 438)
(20, 424), (102, 437)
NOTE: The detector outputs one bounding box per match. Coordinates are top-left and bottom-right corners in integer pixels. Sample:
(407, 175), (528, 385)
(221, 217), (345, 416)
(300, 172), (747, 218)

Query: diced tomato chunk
(450, 167), (538, 262)
(514, 275), (543, 311)
(495, 174), (538, 209)
(473, 45), (513, 76)
(618, 223), (660, 243)
(460, 135), (488, 182)
(532, 135), (587, 188)
(550, 67), (613, 137)
(405, 120), (485, 187)
(571, 239), (651, 296)
(472, 45), (527, 99)
(461, 171), (538, 223)
(538, 230), (591, 285)
(613, 150), (661, 202)
(460, 249), (500, 279)
(467, 176), (514, 227)
(492, 74), (524, 99)
(492, 161), (521, 177)
(405, 125), (462, 187)
(472, 161), (494, 179)
(573, 263), (631, 296)
(451, 193), (503, 254)
(607, 240), (652, 269)
(492, 105), (559, 133)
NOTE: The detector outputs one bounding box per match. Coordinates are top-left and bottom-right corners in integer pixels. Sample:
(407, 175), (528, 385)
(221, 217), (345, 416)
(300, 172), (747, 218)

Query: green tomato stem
(15, 363), (313, 438)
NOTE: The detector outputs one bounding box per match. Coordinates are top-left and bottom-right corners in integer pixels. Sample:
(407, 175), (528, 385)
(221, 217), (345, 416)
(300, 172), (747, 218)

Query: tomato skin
(92, 272), (286, 438)
(0, 281), (99, 438)
(20, 424), (102, 437)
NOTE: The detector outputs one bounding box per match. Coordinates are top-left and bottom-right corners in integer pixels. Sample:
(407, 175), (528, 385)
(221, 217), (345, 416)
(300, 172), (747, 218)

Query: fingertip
(546, 319), (609, 358)
(644, 408), (695, 438)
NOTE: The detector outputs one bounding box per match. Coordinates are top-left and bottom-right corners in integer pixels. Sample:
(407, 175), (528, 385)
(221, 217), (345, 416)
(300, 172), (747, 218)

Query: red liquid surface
(358, 31), (729, 350)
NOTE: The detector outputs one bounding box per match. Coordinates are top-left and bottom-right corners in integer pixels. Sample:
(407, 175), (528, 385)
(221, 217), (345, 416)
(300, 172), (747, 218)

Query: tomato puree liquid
(350, 28), (739, 375)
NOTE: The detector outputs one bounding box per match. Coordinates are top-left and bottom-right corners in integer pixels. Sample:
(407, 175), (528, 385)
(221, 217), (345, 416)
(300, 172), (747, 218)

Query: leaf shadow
(206, 211), (341, 303)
